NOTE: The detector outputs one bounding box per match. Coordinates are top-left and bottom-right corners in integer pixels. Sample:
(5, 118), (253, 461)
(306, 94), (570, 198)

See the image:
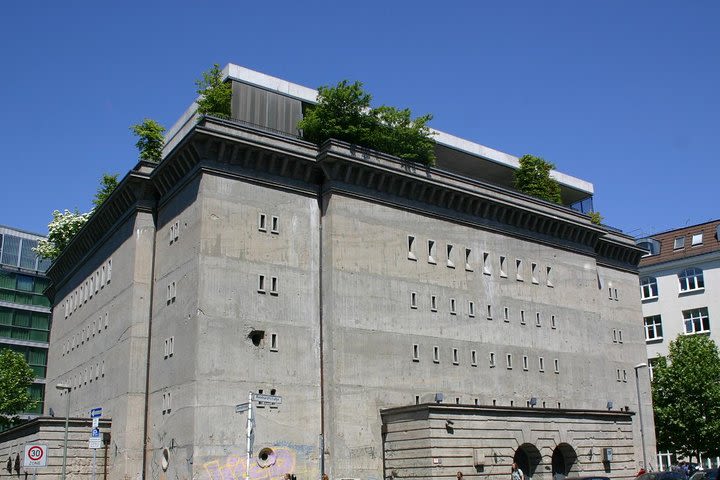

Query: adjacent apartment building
(0, 226), (52, 418)
(637, 219), (720, 468)
(38, 64), (653, 480)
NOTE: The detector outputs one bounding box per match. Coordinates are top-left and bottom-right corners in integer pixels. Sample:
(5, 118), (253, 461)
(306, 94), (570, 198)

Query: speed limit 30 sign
(23, 444), (48, 467)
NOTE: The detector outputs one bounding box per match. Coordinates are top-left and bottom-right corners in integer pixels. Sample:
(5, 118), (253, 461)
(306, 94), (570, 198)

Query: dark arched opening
(514, 443), (542, 480)
(552, 443), (578, 480)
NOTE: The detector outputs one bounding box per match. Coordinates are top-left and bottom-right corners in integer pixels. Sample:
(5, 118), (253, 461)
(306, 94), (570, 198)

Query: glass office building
(0, 226), (51, 416)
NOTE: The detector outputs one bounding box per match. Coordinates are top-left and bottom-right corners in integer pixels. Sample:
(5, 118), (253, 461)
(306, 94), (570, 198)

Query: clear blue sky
(1, 1), (717, 238)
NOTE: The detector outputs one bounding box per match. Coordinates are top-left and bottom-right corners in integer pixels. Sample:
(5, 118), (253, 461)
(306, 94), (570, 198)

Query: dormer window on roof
(691, 233), (703, 246)
(673, 236), (685, 250)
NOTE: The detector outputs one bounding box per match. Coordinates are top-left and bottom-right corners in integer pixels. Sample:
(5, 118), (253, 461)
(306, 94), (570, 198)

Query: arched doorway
(514, 443), (542, 480)
(551, 443), (578, 480)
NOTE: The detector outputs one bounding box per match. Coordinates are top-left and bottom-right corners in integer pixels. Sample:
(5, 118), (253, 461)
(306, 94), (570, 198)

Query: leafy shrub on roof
(298, 80), (436, 166)
(195, 64), (232, 118)
(513, 154), (562, 204)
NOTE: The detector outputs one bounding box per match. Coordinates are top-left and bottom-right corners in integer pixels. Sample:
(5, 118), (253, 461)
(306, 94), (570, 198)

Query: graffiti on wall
(203, 446), (316, 480)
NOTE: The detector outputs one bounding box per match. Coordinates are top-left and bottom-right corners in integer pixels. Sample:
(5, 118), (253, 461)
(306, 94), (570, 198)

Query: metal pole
(245, 391), (253, 480)
(635, 364), (648, 469)
(92, 448), (97, 480)
(61, 387), (71, 480)
(319, 434), (324, 480)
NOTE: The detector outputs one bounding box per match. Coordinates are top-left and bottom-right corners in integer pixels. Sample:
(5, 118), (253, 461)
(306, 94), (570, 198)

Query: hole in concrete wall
(257, 447), (277, 467)
(162, 448), (169, 471)
(249, 330), (265, 346)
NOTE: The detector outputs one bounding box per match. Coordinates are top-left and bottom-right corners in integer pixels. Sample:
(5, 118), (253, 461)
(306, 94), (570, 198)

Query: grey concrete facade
(35, 66), (653, 480)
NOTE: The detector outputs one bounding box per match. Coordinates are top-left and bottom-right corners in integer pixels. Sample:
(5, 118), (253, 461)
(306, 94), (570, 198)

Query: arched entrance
(514, 443), (542, 480)
(551, 443), (578, 480)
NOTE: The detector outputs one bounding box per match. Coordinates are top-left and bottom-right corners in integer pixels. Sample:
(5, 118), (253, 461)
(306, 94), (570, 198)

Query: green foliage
(298, 80), (436, 166)
(588, 211), (603, 225)
(652, 335), (720, 461)
(92, 173), (119, 209)
(195, 63), (232, 118)
(35, 173), (119, 260)
(0, 349), (36, 427)
(514, 154), (563, 204)
(34, 209), (90, 260)
(130, 119), (165, 163)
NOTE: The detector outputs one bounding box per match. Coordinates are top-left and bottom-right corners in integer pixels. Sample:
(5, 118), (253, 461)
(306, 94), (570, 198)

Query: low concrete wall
(0, 417), (111, 479)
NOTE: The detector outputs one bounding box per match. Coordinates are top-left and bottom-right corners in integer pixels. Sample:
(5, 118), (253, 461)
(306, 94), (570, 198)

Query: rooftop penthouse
(165, 64), (595, 213)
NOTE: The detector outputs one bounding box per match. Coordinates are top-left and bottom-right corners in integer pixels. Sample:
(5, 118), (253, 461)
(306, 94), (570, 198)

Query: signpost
(236, 393), (283, 480)
(23, 444), (47, 479)
(89, 407), (103, 480)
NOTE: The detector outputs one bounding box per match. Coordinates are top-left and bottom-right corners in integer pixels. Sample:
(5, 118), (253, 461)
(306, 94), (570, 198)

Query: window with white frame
(674, 236), (685, 249)
(270, 216), (279, 234)
(506, 353), (513, 369)
(683, 308), (710, 334)
(412, 344), (419, 362)
(679, 268), (704, 292)
(452, 348), (459, 365)
(640, 276), (658, 300)
(430, 295), (437, 312)
(546, 266), (553, 287)
(433, 346), (440, 363)
(554, 358), (560, 373)
(470, 350), (477, 366)
(410, 292), (417, 309)
(489, 352), (496, 367)
(539, 357), (545, 372)
(692, 233), (703, 246)
(450, 298), (457, 315)
(258, 213), (267, 232)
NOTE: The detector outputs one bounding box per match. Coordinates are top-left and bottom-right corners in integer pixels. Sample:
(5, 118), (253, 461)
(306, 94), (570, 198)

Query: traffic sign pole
(245, 391), (253, 480)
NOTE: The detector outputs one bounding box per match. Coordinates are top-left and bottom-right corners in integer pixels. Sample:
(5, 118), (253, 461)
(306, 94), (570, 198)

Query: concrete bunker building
(42, 64), (654, 480)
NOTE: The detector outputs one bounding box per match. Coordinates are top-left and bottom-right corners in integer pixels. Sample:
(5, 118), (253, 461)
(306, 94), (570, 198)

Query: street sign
(88, 437), (102, 449)
(92, 417), (99, 428)
(91, 428), (100, 438)
(90, 407), (102, 418)
(235, 402), (250, 413)
(252, 394), (282, 404)
(23, 444), (47, 467)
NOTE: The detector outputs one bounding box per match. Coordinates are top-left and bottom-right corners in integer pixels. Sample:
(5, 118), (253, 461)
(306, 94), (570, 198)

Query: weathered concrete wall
(190, 172), (322, 479)
(321, 193), (652, 478)
(45, 210), (155, 480)
(383, 406), (636, 480)
(0, 418), (110, 479)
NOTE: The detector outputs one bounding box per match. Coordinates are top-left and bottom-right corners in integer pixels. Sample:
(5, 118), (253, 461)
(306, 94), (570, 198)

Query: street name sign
(235, 402), (250, 413)
(23, 444), (47, 467)
(252, 394), (282, 404)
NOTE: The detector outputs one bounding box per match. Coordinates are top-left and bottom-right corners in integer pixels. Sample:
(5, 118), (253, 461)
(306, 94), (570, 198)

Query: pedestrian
(512, 463), (524, 480)
(457, 472), (464, 480)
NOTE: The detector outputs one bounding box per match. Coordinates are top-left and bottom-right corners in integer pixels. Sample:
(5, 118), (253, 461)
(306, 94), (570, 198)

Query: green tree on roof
(298, 80), (436, 166)
(513, 154), (562, 204)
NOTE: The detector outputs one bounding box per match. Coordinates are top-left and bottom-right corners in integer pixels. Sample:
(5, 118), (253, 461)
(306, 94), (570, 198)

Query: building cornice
(639, 249), (720, 275)
(380, 403), (634, 420)
(45, 167), (156, 299)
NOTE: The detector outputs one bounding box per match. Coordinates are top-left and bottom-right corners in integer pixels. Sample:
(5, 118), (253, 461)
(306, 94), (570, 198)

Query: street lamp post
(634, 363), (648, 469)
(56, 384), (72, 480)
